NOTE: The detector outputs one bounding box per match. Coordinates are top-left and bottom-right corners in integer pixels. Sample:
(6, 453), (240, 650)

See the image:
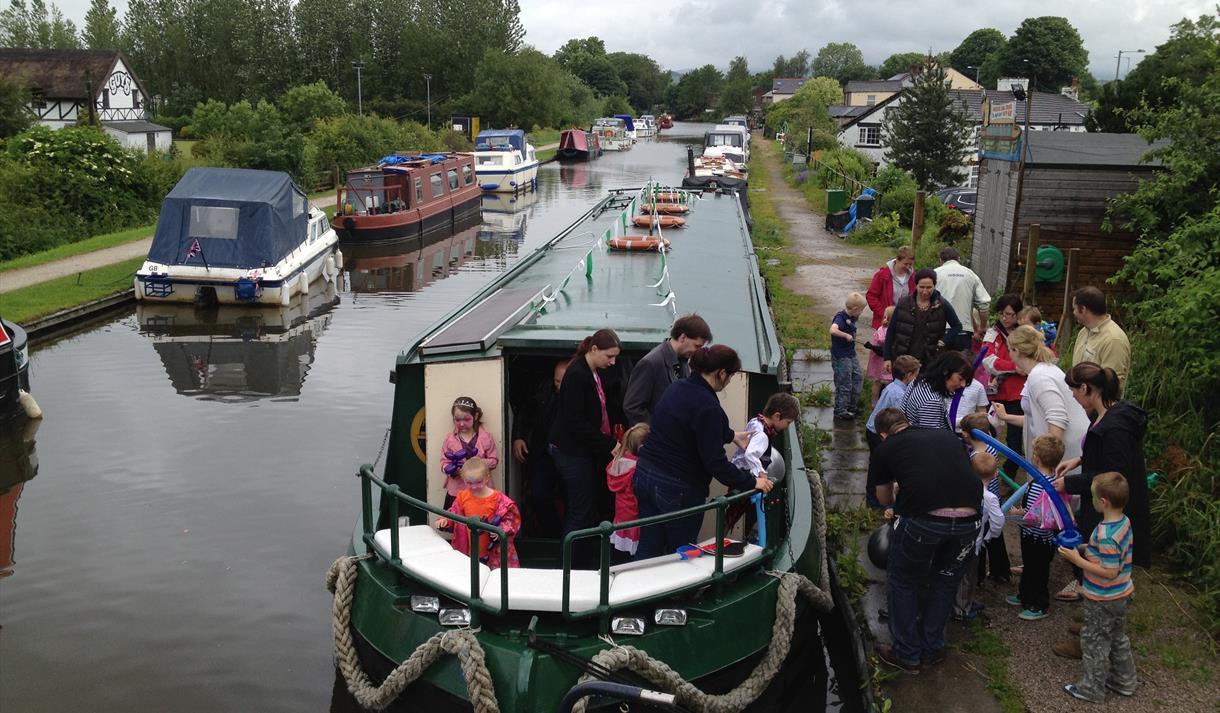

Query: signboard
(980, 98), (1022, 161)
(990, 101), (1016, 124)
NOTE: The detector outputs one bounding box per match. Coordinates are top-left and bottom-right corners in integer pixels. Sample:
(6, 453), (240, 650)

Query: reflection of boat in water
(343, 212), (481, 293)
(558, 161), (594, 190)
(477, 191), (539, 243)
(0, 417), (39, 579)
(136, 280), (339, 402)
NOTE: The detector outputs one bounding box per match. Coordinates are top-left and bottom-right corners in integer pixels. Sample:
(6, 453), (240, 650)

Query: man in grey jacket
(623, 314), (712, 425)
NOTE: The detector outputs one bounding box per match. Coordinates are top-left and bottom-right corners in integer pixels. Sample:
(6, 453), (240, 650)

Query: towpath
(0, 194), (337, 295)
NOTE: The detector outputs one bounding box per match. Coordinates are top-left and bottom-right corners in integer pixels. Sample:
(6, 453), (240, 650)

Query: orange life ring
(633, 215), (686, 228)
(608, 236), (670, 251)
(640, 203), (690, 215)
(649, 192), (684, 202)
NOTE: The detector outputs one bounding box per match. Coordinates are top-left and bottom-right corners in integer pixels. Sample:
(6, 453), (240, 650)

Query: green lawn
(536, 148), (558, 163)
(0, 257), (144, 323)
(528, 127), (562, 147)
(0, 225), (153, 273)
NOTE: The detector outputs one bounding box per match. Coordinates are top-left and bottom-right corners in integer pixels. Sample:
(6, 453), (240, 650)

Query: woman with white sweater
(992, 325), (1089, 472)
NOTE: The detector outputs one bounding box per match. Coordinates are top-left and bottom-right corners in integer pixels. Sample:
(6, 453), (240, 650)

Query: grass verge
(0, 225), (153, 273)
(528, 127), (562, 148)
(0, 257), (144, 323)
(748, 141), (829, 351)
(537, 148), (558, 163)
(960, 622), (1024, 713)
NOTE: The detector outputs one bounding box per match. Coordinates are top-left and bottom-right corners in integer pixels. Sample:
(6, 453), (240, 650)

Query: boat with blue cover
(135, 167), (341, 306)
(613, 114), (638, 141)
(474, 129), (540, 193)
(327, 182), (837, 712)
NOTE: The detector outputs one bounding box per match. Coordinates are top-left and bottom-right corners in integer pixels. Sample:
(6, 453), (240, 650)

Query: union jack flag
(186, 239), (201, 259)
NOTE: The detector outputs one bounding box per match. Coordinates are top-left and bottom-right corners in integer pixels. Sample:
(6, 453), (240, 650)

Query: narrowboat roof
(398, 188), (780, 375)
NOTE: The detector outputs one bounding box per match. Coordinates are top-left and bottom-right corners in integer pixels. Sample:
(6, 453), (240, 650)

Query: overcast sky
(57, 0), (1214, 83)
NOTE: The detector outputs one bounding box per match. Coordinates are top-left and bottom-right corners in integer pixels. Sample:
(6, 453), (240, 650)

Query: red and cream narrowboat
(332, 153), (482, 243)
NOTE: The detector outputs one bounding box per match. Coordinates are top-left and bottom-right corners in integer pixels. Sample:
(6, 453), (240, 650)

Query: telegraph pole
(423, 73), (432, 129)
(352, 61), (365, 116)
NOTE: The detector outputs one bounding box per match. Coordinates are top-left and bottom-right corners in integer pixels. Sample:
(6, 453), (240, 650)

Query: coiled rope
(326, 468), (833, 713)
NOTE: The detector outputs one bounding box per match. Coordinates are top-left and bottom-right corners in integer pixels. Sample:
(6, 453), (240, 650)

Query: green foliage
(82, 0), (120, 48)
(939, 209), (973, 243)
(0, 75), (35, 139)
(876, 184), (948, 229)
(608, 52), (670, 113)
(848, 212), (901, 246)
(307, 114), (443, 185)
(949, 28), (1007, 87)
(0, 0), (80, 48)
(881, 62), (971, 189)
(766, 76), (841, 147)
(462, 48), (596, 131)
(870, 165), (917, 194)
(772, 51), (811, 79)
(812, 147), (872, 189)
(1089, 11), (1219, 132)
(278, 81), (348, 133)
(186, 99), (306, 181)
(0, 256), (145, 323)
(600, 95), (632, 117)
(671, 64), (723, 119)
(961, 623), (1025, 713)
(1000, 16), (1089, 92)
(878, 52), (926, 79)
(811, 42), (872, 85)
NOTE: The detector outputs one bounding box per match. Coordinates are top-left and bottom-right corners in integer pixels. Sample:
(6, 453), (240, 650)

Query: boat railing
(358, 464), (774, 630)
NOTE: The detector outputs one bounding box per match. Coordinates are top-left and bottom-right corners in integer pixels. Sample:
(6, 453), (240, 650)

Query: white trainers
(1055, 579), (1083, 602)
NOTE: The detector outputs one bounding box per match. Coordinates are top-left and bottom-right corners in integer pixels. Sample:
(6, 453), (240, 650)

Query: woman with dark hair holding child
(549, 329), (623, 565)
(632, 345), (775, 559)
(899, 351), (975, 430)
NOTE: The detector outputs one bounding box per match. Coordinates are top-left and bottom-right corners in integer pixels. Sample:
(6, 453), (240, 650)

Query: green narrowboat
(330, 184), (834, 712)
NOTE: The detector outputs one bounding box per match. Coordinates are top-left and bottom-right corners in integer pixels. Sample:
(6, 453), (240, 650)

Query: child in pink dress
(866, 306), (895, 407)
(435, 458), (520, 568)
(607, 424), (650, 556)
(441, 396), (499, 509)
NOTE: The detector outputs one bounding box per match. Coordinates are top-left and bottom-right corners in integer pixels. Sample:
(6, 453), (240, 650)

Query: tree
(608, 52), (669, 112)
(811, 42), (871, 85)
(726, 56), (750, 84)
(279, 81), (348, 133)
(671, 64), (722, 119)
(0, 75), (35, 138)
(0, 0), (78, 47)
(880, 62), (971, 189)
(1089, 11), (1219, 132)
(772, 50), (810, 78)
(763, 75), (841, 146)
(878, 52), (926, 79)
(462, 48), (590, 129)
(949, 28), (1006, 86)
(1000, 16), (1088, 92)
(82, 0), (119, 48)
(554, 36), (607, 69)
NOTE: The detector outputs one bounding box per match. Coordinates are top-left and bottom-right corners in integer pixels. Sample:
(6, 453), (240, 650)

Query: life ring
(633, 215), (686, 228)
(640, 203), (690, 215)
(608, 236), (670, 252)
(649, 192), (684, 202)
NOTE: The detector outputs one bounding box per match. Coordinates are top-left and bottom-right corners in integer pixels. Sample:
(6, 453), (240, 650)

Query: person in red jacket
(866, 245), (916, 329)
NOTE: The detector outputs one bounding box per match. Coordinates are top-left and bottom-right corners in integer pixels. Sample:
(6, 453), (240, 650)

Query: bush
(939, 209), (973, 243)
(812, 147), (872, 190)
(877, 185), (948, 228)
(871, 165), (917, 194)
(848, 211), (901, 245)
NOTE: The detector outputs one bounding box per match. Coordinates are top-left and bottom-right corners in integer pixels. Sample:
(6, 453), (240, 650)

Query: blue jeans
(633, 462), (707, 560)
(832, 355), (862, 416)
(550, 444), (600, 568)
(886, 514), (981, 664)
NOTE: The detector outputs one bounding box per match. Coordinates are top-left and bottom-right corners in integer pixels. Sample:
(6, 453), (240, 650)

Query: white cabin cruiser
(474, 129), (539, 193)
(591, 117), (631, 150)
(636, 114), (657, 137)
(135, 168), (341, 307)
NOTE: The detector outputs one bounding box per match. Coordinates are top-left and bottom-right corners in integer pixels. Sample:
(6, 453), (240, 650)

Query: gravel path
(0, 194), (338, 294)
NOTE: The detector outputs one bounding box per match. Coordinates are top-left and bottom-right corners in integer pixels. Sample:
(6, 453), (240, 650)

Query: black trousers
(977, 533), (1012, 582)
(1018, 533), (1056, 612)
(997, 399), (1023, 480)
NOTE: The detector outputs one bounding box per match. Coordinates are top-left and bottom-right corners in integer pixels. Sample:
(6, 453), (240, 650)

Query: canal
(0, 123), (861, 712)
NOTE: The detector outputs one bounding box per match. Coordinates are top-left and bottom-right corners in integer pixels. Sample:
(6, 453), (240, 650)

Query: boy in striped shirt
(1057, 471), (1138, 703)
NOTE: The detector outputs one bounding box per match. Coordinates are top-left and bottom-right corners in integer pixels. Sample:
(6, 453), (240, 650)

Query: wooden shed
(970, 132), (1167, 320)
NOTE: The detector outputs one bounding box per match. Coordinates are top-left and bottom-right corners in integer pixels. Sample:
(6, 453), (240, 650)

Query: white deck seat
(373, 525), (455, 560)
(687, 541), (766, 574)
(405, 549), (492, 599)
(480, 568), (607, 612)
(608, 559), (707, 605)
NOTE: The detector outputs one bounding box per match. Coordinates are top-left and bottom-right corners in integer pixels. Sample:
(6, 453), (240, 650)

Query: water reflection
(342, 212), (482, 294)
(558, 161), (600, 191)
(0, 417), (39, 579)
(136, 281), (339, 402)
(477, 190), (539, 245)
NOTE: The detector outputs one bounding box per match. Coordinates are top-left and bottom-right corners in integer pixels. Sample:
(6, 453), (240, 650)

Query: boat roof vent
(419, 286), (548, 356)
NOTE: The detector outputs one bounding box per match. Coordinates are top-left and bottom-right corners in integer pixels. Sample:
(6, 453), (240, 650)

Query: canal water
(0, 124), (860, 712)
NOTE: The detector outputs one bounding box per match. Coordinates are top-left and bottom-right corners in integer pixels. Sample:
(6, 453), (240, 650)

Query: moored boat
(658, 114), (674, 129)
(591, 117), (631, 151)
(613, 113), (638, 141)
(327, 182), (835, 713)
(331, 153), (481, 243)
(474, 129), (540, 193)
(556, 128), (602, 162)
(704, 124), (750, 165)
(636, 115), (657, 138)
(0, 319), (31, 418)
(135, 168), (341, 307)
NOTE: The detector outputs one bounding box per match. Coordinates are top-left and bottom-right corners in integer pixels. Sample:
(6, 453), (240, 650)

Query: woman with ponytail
(632, 344), (774, 559)
(549, 329), (623, 566)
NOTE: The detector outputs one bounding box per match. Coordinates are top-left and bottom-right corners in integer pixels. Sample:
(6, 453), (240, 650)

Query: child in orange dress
(435, 458), (520, 567)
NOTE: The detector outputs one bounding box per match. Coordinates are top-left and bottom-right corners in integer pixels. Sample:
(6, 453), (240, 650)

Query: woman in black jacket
(549, 329), (622, 565)
(884, 268), (962, 372)
(632, 345), (773, 559)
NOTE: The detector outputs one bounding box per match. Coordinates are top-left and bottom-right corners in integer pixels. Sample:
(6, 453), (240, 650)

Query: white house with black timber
(0, 48), (171, 153)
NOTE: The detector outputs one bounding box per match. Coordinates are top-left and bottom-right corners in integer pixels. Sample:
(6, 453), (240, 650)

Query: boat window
(477, 155), (502, 166)
(447, 168), (459, 190)
(430, 172), (444, 197)
(415, 177), (424, 203)
(189, 206), (239, 240)
(297, 194), (308, 217)
(462, 165), (473, 185)
(707, 134), (742, 148)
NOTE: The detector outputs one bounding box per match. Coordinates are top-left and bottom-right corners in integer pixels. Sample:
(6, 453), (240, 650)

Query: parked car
(934, 187), (977, 216)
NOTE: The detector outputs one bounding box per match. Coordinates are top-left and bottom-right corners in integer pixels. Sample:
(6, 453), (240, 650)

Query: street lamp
(966, 65), (981, 87)
(352, 60), (365, 116)
(423, 73), (432, 129)
(1114, 49), (1144, 81)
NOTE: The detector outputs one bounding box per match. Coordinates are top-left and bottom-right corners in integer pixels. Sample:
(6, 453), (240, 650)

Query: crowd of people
(856, 247), (1146, 704)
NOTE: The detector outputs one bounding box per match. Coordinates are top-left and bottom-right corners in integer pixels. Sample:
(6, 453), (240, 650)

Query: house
(836, 88), (1091, 184)
(843, 68), (981, 106)
(971, 132), (1167, 320)
(0, 48), (171, 153)
(761, 77), (807, 105)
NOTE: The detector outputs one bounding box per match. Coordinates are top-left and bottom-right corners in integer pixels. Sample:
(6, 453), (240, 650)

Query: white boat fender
(299, 272), (310, 295)
(334, 249), (344, 270)
(324, 255), (337, 281)
(18, 389), (42, 420)
(280, 284), (291, 306)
